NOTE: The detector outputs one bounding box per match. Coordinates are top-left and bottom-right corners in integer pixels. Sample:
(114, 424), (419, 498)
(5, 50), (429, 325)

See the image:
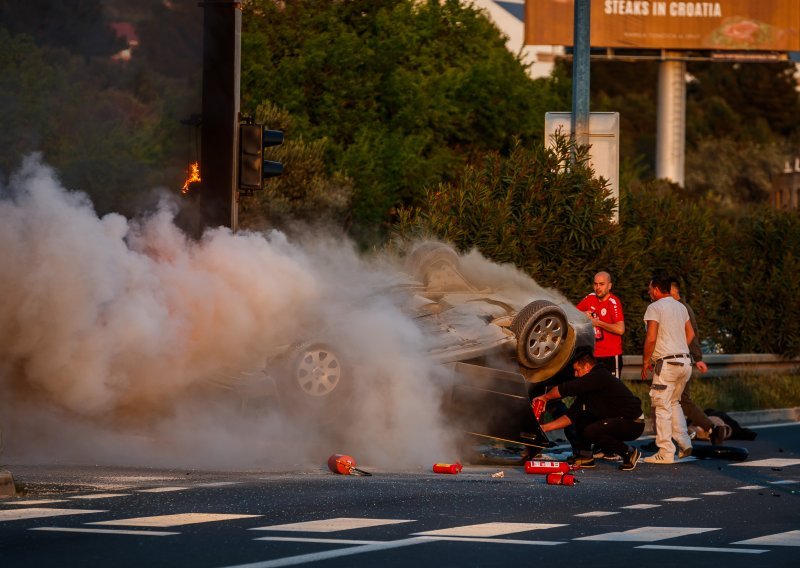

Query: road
(1, 423), (798, 568)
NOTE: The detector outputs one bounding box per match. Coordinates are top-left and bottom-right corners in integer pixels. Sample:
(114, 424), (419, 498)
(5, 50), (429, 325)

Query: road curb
(0, 469), (15, 498)
(727, 407), (800, 426)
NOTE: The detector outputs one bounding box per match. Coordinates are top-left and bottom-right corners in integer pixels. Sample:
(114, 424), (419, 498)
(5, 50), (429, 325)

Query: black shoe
(640, 441), (658, 452)
(710, 425), (724, 446)
(567, 455), (596, 468)
(619, 447), (641, 471)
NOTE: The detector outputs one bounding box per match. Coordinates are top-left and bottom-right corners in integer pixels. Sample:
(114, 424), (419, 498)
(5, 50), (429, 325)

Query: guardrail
(620, 353), (800, 381)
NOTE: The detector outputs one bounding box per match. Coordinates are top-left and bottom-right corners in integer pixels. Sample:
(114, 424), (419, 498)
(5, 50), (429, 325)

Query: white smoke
(0, 155), (458, 470)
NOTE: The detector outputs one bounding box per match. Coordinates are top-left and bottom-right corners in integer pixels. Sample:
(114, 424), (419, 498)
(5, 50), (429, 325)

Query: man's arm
(540, 413), (572, 433)
(685, 319), (695, 348)
(593, 319), (625, 336)
(642, 320), (659, 379)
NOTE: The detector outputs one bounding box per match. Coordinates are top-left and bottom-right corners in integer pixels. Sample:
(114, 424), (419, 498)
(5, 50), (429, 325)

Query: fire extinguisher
(532, 398), (546, 420)
(524, 460), (578, 474)
(546, 472), (578, 486)
(433, 462), (463, 474)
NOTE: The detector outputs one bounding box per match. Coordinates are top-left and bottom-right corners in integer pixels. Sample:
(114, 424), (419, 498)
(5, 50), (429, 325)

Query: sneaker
(640, 440), (658, 452)
(619, 448), (641, 471)
(567, 455), (596, 468)
(643, 452), (675, 464)
(677, 446), (693, 459)
(594, 450), (622, 461)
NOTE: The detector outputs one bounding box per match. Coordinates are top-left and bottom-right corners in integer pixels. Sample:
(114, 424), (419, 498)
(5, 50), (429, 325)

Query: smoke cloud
(0, 155), (462, 470)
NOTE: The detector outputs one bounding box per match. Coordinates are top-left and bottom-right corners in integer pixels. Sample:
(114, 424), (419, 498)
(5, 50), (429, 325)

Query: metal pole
(199, 0), (241, 231)
(655, 51), (686, 186)
(571, 0), (591, 152)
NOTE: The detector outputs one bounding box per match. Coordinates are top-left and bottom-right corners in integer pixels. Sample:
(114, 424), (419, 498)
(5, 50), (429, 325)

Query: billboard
(525, 0), (800, 52)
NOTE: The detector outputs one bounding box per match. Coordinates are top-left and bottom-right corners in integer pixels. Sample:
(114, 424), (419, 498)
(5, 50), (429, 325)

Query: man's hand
(641, 361), (652, 380)
(696, 361), (708, 373)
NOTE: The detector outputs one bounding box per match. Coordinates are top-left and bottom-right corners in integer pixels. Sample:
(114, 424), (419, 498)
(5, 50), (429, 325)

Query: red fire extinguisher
(432, 462), (463, 474)
(524, 460), (578, 474)
(532, 398), (546, 420)
(327, 454), (372, 476)
(546, 472), (578, 486)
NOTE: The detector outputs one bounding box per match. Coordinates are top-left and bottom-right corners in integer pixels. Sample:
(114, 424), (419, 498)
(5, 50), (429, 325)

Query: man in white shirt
(641, 274), (695, 464)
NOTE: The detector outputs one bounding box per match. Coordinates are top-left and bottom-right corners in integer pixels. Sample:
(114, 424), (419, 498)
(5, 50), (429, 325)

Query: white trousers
(650, 358), (693, 456)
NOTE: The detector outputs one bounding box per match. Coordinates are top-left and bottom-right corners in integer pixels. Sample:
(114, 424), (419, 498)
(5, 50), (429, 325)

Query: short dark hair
(573, 351), (597, 367)
(668, 275), (682, 290)
(650, 274), (671, 294)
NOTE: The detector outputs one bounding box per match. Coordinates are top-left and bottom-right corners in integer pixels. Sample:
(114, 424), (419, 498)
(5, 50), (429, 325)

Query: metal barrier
(621, 353), (800, 382)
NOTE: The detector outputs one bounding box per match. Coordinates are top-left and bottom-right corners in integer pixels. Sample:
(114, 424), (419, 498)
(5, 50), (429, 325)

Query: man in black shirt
(532, 352), (644, 471)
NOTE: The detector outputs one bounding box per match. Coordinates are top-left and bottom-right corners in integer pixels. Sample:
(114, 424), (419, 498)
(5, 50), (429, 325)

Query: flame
(181, 162), (201, 194)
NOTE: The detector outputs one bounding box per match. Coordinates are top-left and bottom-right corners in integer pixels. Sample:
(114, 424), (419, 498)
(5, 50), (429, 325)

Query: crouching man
(533, 352), (644, 471)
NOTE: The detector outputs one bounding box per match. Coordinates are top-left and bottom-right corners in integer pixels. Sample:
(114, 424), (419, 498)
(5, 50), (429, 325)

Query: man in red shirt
(576, 271), (625, 378)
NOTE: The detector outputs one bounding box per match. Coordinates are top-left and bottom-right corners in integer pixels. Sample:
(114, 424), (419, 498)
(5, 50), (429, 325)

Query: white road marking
(620, 504), (661, 510)
(733, 530), (800, 546)
(136, 487), (189, 493)
(730, 458), (800, 468)
(3, 500), (67, 505)
(661, 497), (701, 502)
(219, 537), (428, 568)
(700, 491), (733, 496)
(575, 526), (720, 542)
(194, 482), (240, 487)
(90, 513), (261, 527)
(574, 511), (619, 517)
(736, 485), (766, 490)
(0, 508), (106, 521)
(637, 544), (768, 554)
(69, 494), (129, 500)
(252, 518), (413, 532)
(413, 522), (564, 537)
(31, 526), (179, 536)
(769, 480), (798, 485)
(418, 536), (565, 546)
(254, 537), (381, 545)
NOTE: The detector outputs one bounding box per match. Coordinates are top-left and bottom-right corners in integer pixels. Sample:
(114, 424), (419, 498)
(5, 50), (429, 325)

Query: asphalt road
(1, 423), (798, 568)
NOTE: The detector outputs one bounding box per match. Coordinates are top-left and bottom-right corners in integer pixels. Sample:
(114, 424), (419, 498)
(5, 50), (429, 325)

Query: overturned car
(214, 243), (594, 452)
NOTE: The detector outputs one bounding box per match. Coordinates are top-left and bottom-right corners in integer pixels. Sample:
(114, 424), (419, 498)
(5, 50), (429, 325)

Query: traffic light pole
(199, 0), (241, 231)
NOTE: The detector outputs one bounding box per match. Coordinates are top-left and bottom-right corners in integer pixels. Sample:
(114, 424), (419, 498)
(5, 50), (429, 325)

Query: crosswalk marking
(730, 458), (800, 468)
(574, 511), (619, 517)
(413, 522), (564, 537)
(637, 544), (768, 554)
(254, 537), (381, 545)
(700, 491), (733, 496)
(575, 526), (720, 542)
(733, 530), (800, 546)
(417, 536), (565, 546)
(662, 497), (701, 502)
(31, 527), (179, 537)
(90, 513), (261, 527)
(136, 487), (189, 493)
(2, 500), (67, 505)
(252, 518), (414, 533)
(769, 480), (798, 485)
(194, 482), (240, 487)
(0, 508), (106, 521)
(736, 485), (765, 490)
(69, 494), (129, 500)
(620, 504), (661, 510)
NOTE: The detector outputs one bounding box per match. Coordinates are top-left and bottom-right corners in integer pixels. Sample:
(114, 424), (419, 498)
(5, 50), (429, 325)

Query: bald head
(593, 271), (613, 300)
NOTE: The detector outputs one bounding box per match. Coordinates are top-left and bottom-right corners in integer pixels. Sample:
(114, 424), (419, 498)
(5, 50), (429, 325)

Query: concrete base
(0, 469), (15, 498)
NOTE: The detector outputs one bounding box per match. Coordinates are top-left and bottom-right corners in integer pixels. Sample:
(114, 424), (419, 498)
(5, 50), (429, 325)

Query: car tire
(280, 342), (353, 417)
(406, 242), (460, 285)
(510, 300), (568, 369)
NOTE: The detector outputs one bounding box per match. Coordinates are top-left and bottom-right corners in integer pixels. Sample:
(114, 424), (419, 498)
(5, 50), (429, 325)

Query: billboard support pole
(655, 52), (686, 186)
(571, 0), (591, 155)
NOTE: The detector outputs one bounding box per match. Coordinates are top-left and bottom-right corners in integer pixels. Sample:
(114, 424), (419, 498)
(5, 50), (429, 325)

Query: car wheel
(406, 242), (460, 285)
(510, 300), (568, 369)
(284, 342), (350, 401)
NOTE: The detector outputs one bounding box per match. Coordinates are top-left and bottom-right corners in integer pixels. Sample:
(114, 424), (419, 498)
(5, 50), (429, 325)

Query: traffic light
(239, 123), (263, 191)
(238, 123), (284, 191)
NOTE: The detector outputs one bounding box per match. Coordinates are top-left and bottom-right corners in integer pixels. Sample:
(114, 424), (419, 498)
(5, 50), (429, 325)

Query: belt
(657, 353), (690, 362)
